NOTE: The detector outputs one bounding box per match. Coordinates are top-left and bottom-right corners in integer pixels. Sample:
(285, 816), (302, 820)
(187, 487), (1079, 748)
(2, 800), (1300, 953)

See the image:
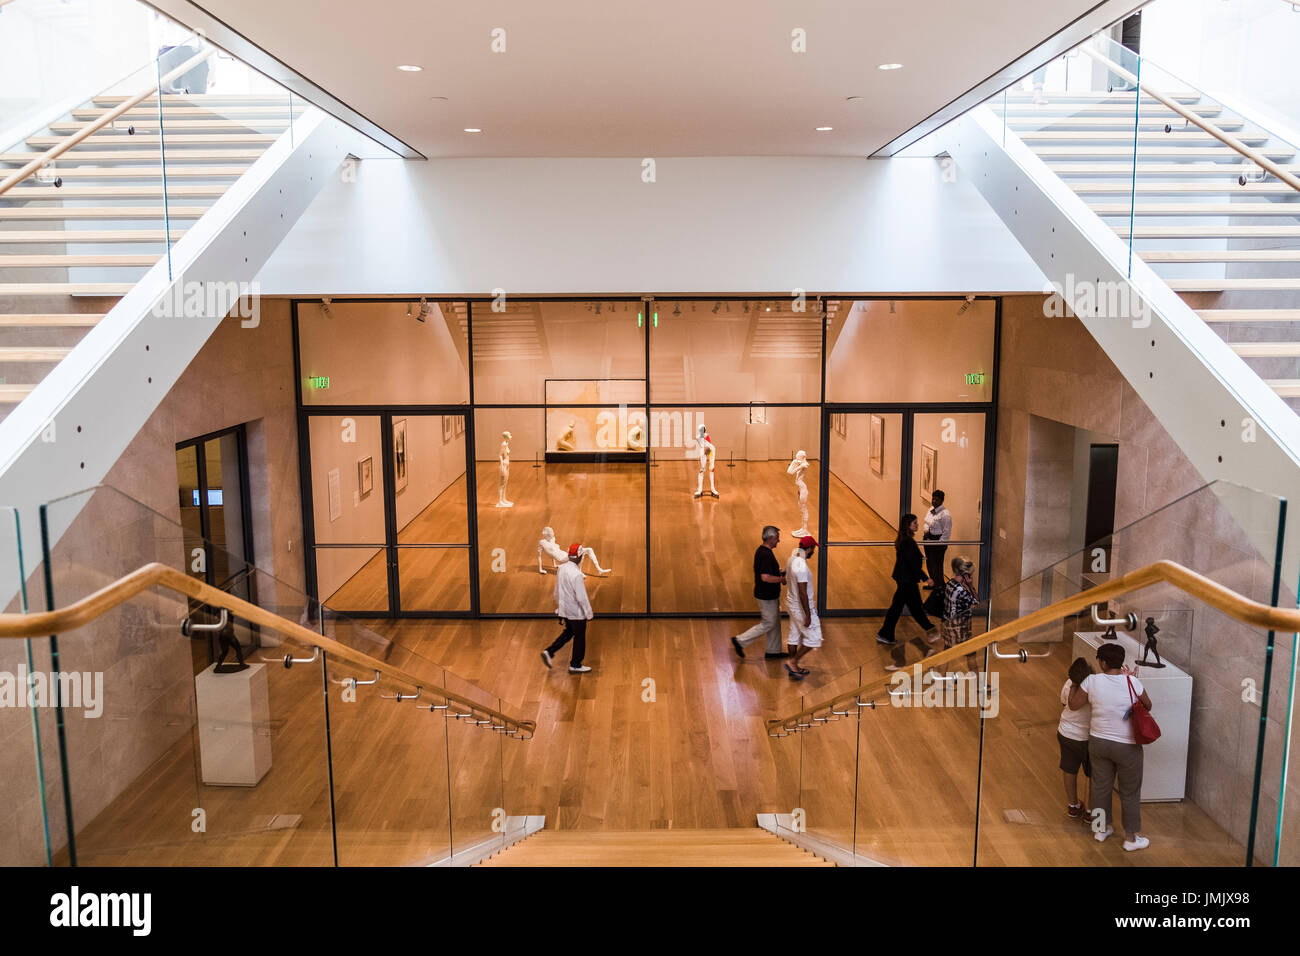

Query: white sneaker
(540, 650), (553, 669)
(1094, 826), (1115, 843)
(569, 664), (592, 673)
(1123, 835), (1150, 852)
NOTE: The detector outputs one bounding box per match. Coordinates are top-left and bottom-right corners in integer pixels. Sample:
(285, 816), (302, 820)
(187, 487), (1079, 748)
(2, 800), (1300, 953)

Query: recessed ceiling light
(397, 64), (422, 72)
(878, 63), (903, 71)
(815, 126), (833, 131)
(463, 128), (482, 133)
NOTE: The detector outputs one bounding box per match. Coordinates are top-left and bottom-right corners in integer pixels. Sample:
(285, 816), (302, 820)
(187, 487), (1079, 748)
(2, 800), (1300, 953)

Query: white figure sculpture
(787, 449), (810, 537)
(495, 431), (514, 508)
(694, 423), (718, 499)
(627, 421), (646, 452)
(556, 419), (577, 451)
(538, 526), (610, 575)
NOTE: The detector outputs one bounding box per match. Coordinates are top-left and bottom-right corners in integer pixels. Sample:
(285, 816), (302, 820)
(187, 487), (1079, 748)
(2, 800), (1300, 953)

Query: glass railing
(22, 483), (531, 866)
(767, 480), (1295, 866)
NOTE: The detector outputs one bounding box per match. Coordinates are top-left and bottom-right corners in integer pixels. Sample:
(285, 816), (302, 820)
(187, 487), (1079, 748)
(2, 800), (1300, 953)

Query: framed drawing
(453, 415), (464, 437)
(442, 415), (454, 444)
(838, 413), (848, 439)
(393, 418), (409, 493)
(920, 443), (937, 500)
(357, 456), (373, 499)
(869, 414), (884, 476)
(327, 467), (342, 521)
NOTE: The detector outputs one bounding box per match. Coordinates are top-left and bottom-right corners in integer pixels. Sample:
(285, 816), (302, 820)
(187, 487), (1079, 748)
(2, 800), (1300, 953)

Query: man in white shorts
(784, 536), (821, 680)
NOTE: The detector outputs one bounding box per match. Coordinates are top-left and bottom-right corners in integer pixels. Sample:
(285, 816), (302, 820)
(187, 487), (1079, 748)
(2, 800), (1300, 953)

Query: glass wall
(296, 297), (998, 616)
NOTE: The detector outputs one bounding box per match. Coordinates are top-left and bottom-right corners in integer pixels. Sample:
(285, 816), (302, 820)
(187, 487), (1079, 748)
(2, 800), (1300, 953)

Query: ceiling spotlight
(765, 304), (772, 312)
(595, 302), (602, 315)
(956, 294), (976, 316)
(463, 127), (482, 133)
(712, 301), (721, 314)
(743, 302), (750, 313)
(417, 297), (430, 322)
(815, 126), (833, 132)
(321, 296), (332, 317)
(397, 64), (423, 72)
(673, 303), (681, 316)
(889, 300), (896, 314)
(878, 63), (903, 71)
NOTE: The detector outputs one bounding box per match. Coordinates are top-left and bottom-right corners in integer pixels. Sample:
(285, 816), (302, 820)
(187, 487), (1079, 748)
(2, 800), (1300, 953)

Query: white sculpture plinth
(1072, 631), (1191, 801)
(195, 662), (272, 787)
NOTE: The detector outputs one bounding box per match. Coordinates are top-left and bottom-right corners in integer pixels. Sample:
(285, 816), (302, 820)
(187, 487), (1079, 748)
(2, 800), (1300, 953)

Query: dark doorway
(1083, 443), (1119, 576)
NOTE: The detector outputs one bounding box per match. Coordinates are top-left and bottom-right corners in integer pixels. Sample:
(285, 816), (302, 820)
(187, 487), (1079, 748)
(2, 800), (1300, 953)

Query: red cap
(799, 535), (818, 550)
(568, 542), (582, 557)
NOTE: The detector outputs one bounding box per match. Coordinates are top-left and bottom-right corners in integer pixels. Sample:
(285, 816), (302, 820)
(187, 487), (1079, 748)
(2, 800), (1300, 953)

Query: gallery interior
(1, 0), (1299, 872)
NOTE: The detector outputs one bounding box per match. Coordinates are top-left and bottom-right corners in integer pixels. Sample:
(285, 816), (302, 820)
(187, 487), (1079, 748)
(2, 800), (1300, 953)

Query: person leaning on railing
(1067, 642), (1151, 852)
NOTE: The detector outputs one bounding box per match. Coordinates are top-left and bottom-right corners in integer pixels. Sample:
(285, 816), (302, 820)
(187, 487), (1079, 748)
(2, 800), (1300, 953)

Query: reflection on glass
(828, 412), (903, 542)
(315, 546), (388, 612)
(308, 415), (385, 546)
(651, 299), (821, 404)
(397, 547), (471, 612)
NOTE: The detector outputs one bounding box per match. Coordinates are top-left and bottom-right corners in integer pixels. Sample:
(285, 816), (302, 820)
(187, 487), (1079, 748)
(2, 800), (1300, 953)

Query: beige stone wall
(994, 294), (1298, 864)
(1, 298), (305, 864)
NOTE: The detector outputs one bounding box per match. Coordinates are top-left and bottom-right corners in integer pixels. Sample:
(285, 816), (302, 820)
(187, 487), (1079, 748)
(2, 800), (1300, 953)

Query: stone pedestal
(195, 662), (272, 787)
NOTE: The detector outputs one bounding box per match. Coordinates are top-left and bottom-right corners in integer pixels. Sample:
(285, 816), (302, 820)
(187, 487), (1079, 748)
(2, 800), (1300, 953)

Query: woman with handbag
(1067, 642), (1154, 852)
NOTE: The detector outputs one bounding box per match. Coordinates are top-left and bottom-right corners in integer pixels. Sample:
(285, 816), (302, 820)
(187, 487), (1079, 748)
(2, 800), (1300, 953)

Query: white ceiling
(163, 0), (1116, 157)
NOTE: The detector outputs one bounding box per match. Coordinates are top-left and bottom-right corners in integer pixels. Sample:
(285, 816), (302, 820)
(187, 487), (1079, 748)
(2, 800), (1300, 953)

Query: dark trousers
(922, 532), (947, 588)
(879, 581), (934, 641)
(547, 617), (587, 665)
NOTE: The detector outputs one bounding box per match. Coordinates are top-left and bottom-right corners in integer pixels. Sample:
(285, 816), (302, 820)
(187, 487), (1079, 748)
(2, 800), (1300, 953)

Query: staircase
(998, 81), (1300, 409)
(0, 89), (304, 421)
(476, 828), (832, 867)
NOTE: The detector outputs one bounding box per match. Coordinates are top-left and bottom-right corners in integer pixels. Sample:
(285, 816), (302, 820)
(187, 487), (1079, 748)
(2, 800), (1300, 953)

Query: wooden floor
(325, 460), (913, 613)
(59, 612), (1255, 866)
(478, 829), (831, 866)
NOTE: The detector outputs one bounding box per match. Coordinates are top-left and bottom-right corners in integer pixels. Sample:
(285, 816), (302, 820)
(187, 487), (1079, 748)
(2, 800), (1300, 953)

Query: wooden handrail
(767, 559), (1300, 734)
(1077, 43), (1300, 195)
(0, 46), (218, 198)
(0, 562), (536, 739)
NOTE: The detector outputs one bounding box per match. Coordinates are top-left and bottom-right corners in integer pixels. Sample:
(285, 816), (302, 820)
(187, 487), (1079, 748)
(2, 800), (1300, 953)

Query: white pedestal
(744, 423), (770, 462)
(195, 662), (272, 787)
(1072, 631), (1191, 801)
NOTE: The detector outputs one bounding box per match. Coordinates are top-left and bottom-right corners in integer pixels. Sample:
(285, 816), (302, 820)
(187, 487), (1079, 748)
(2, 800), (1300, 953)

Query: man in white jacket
(541, 542), (595, 674)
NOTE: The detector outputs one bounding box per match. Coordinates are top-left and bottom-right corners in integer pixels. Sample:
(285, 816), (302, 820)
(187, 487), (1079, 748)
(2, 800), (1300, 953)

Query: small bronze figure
(1137, 617), (1165, 669)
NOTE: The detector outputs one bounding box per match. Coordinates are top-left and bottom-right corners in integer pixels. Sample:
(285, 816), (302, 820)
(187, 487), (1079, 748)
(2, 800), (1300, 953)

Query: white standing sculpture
(538, 526), (610, 575)
(627, 421), (647, 452)
(495, 431), (514, 508)
(694, 423), (718, 499)
(556, 419), (577, 451)
(787, 449), (810, 537)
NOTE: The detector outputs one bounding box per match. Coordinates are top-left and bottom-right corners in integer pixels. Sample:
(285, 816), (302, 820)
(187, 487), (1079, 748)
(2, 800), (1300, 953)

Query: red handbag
(1127, 676), (1161, 745)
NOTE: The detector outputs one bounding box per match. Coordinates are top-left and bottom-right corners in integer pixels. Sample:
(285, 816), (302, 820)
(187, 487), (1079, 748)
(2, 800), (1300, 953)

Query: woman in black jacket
(876, 514), (939, 649)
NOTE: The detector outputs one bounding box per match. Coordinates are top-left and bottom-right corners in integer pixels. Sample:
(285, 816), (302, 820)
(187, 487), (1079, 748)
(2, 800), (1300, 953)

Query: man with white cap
(541, 541), (594, 673)
(784, 535), (821, 680)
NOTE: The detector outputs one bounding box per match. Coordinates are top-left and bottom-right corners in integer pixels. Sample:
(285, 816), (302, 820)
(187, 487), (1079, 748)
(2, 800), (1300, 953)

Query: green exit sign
(307, 375), (330, 389)
(965, 372), (984, 386)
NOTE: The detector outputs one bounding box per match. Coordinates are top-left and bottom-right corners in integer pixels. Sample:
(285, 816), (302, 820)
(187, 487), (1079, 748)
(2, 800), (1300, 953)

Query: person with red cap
(784, 536), (821, 679)
(540, 541), (594, 674)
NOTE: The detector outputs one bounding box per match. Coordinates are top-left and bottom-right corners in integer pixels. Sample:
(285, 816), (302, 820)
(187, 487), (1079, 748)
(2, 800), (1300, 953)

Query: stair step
(0, 166), (248, 180)
(1232, 342), (1300, 357)
(0, 314), (105, 327)
(0, 229), (185, 243)
(1001, 93), (1203, 104)
(1002, 103), (1222, 116)
(1092, 202), (1300, 216)
(71, 107), (304, 120)
(26, 134), (279, 147)
(1197, 309), (1300, 322)
(1265, 379), (1300, 396)
(1167, 278), (1300, 292)
(0, 282), (132, 295)
(0, 347), (73, 362)
(47, 119), (291, 133)
(1033, 147), (1296, 159)
(1009, 118), (1242, 132)
(0, 254), (157, 267)
(0, 385), (35, 404)
(1019, 130), (1265, 144)
(1073, 182), (1300, 195)
(93, 94), (297, 106)
(1050, 162), (1300, 177)
(7, 184), (227, 199)
(0, 206), (209, 220)
(0, 150), (263, 163)
(1116, 225), (1300, 238)
(1143, 250), (1300, 262)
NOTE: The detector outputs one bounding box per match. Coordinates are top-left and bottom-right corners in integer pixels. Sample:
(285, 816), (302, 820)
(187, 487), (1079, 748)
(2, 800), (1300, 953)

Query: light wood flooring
(477, 828), (831, 866)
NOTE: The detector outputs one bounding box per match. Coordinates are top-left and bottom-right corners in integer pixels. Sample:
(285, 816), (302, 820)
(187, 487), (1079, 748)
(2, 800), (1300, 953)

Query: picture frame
(327, 467), (342, 521)
(920, 442), (937, 501)
(442, 415), (454, 444)
(357, 456), (373, 499)
(393, 418), (409, 493)
(453, 415), (464, 437)
(869, 414), (884, 476)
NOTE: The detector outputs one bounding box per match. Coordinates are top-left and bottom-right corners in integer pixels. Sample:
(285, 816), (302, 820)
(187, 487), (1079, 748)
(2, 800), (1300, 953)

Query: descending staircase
(999, 85), (1300, 409)
(476, 828), (832, 867)
(0, 90), (305, 420)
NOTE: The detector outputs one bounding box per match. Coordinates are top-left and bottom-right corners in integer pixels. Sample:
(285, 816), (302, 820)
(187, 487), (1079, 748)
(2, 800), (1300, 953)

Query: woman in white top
(1057, 657), (1093, 819)
(1068, 642), (1153, 852)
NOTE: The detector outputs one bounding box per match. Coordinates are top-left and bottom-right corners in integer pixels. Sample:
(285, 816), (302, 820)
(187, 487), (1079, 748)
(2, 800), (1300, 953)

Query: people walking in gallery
(1058, 657), (1094, 820)
(879, 513), (939, 671)
(541, 542), (595, 674)
(1068, 642), (1152, 851)
(939, 555), (980, 675)
(921, 490), (951, 590)
(783, 536), (821, 680)
(730, 525), (787, 660)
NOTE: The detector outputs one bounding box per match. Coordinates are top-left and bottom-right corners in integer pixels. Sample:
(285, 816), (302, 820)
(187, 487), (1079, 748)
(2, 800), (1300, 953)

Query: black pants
(547, 617), (587, 665)
(922, 532), (947, 588)
(879, 581), (934, 641)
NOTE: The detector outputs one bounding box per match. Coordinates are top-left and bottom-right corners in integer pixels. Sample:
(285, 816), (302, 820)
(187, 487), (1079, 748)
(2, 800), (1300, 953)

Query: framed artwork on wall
(394, 418), (409, 493)
(358, 456), (373, 499)
(453, 415), (464, 437)
(327, 467), (342, 521)
(869, 414), (883, 476)
(920, 443), (937, 500)
(442, 415), (454, 444)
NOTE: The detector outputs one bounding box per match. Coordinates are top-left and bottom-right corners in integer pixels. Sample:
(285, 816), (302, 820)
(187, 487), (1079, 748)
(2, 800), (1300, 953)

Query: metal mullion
(380, 414), (399, 615)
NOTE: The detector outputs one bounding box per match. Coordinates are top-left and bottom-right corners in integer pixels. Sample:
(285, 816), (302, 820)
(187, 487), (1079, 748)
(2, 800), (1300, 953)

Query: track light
(673, 303), (681, 316)
(956, 294), (976, 316)
(889, 300), (896, 314)
(743, 302), (750, 313)
(595, 303), (602, 315)
(416, 297), (430, 322)
(321, 296), (332, 318)
(712, 301), (721, 314)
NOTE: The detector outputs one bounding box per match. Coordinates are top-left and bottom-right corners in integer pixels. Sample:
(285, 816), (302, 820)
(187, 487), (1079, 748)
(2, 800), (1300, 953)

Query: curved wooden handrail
(1078, 43), (1300, 195)
(0, 561), (536, 739)
(767, 559), (1300, 735)
(0, 46), (218, 198)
